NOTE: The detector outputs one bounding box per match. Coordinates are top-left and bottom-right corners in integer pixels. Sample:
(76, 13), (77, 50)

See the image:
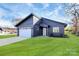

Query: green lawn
(0, 32), (79, 56)
(0, 34), (16, 39)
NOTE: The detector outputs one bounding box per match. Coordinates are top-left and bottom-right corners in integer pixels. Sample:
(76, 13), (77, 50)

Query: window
(53, 27), (59, 33)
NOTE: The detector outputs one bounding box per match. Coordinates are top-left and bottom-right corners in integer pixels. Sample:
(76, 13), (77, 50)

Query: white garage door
(19, 28), (31, 38)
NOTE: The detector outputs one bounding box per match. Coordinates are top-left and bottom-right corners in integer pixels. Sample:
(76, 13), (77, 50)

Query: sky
(0, 3), (72, 28)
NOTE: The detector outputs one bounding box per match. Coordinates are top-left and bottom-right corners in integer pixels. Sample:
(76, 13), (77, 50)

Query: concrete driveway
(0, 37), (27, 46)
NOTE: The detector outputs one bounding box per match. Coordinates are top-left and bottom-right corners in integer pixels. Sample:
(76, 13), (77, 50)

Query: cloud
(44, 5), (72, 24)
(0, 4), (12, 12)
(42, 3), (50, 9)
(0, 3), (72, 28)
(0, 8), (6, 14)
(47, 5), (62, 16)
(27, 3), (34, 8)
(27, 3), (50, 12)
(0, 19), (15, 28)
(0, 6), (14, 28)
(26, 3), (72, 24)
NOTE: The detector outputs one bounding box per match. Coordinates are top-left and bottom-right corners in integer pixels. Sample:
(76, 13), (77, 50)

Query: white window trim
(53, 27), (59, 33)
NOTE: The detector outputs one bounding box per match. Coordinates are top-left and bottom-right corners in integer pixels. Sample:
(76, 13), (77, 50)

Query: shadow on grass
(63, 34), (69, 38)
(50, 34), (69, 38)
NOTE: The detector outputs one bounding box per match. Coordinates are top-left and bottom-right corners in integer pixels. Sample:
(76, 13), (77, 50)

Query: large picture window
(53, 27), (59, 33)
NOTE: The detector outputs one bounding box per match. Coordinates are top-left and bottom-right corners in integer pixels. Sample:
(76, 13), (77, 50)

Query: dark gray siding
(18, 17), (33, 28)
(16, 14), (65, 37)
(32, 18), (65, 37)
(42, 19), (64, 36)
(33, 20), (42, 36)
(16, 27), (19, 36)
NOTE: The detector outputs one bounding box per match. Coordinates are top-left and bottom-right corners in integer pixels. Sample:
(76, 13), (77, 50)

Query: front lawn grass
(0, 32), (79, 56)
(0, 34), (16, 39)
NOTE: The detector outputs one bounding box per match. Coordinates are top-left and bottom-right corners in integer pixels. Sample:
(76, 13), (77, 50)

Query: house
(0, 28), (2, 33)
(15, 13), (67, 38)
(0, 27), (16, 35)
(2, 27), (17, 34)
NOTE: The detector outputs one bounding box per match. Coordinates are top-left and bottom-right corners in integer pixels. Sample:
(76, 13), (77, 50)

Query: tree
(64, 3), (79, 35)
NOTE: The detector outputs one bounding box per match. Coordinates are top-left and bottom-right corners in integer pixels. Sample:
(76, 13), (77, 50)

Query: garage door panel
(19, 28), (31, 37)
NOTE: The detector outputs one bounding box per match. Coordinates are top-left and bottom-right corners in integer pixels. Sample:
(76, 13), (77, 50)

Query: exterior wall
(33, 20), (42, 36)
(17, 16), (34, 36)
(18, 16), (33, 28)
(32, 18), (65, 37)
(16, 14), (65, 37)
(17, 15), (40, 37)
(17, 27), (19, 36)
(42, 19), (64, 36)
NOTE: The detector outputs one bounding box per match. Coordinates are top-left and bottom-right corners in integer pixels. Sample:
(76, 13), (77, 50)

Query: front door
(43, 28), (46, 36)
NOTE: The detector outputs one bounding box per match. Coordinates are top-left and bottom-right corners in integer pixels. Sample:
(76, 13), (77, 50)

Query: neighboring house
(15, 13), (67, 38)
(0, 27), (16, 35)
(0, 28), (3, 33)
(2, 27), (17, 34)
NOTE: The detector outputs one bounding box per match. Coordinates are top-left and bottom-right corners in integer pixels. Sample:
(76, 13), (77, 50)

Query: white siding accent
(33, 16), (39, 25)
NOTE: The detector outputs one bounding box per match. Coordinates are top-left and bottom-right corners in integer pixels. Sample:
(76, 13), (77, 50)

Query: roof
(41, 18), (67, 27)
(15, 13), (41, 27)
(15, 13), (67, 27)
(40, 23), (48, 27)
